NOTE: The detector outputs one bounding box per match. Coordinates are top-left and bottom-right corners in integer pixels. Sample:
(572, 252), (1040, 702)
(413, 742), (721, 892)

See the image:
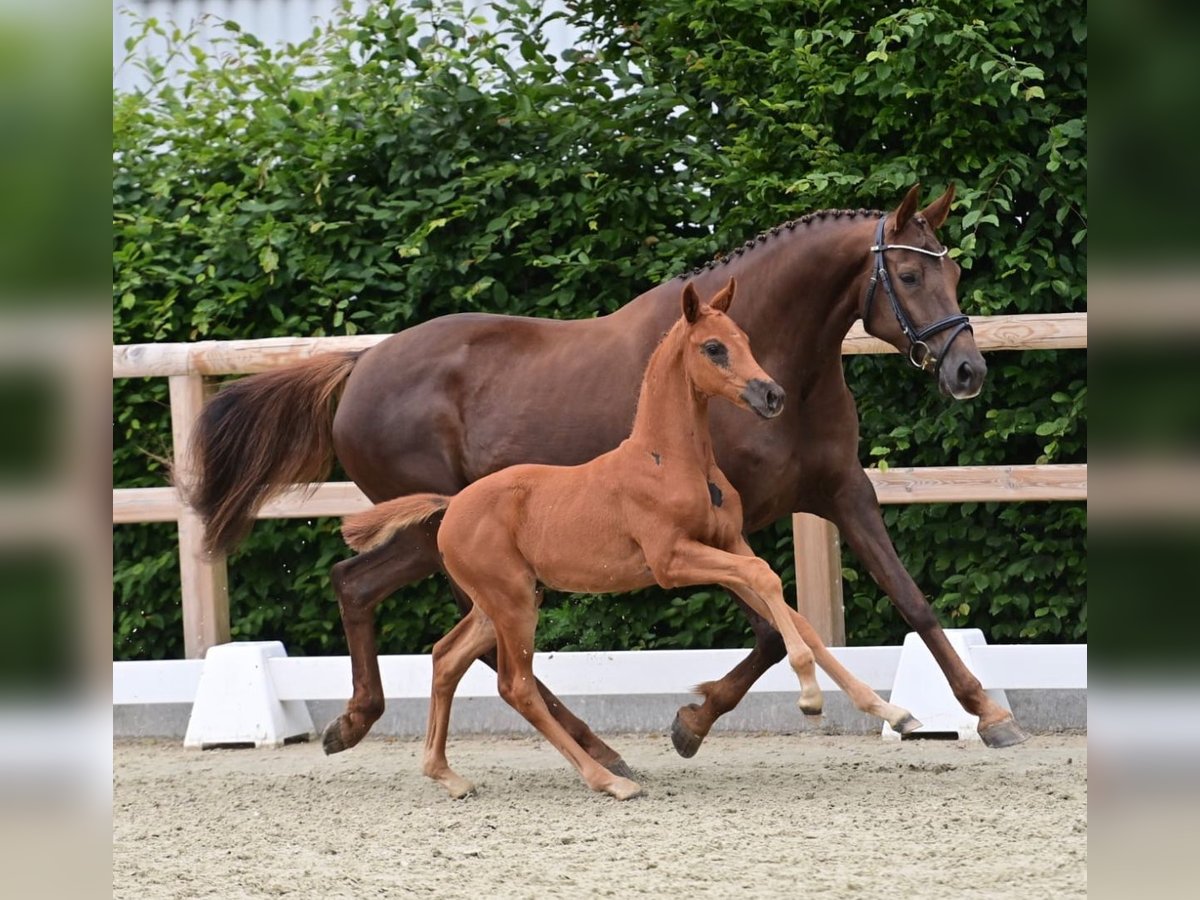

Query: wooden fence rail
(113, 313), (1087, 658)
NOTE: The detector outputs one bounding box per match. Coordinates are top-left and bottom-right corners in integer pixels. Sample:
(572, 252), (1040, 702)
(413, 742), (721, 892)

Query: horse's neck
(674, 216), (873, 382)
(626, 328), (714, 470)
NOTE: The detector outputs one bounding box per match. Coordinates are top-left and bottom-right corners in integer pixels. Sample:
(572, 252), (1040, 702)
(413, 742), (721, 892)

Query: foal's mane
(677, 207), (884, 280)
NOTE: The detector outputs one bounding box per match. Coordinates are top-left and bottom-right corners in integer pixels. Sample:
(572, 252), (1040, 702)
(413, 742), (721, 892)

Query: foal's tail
(182, 352), (363, 556)
(342, 494), (452, 552)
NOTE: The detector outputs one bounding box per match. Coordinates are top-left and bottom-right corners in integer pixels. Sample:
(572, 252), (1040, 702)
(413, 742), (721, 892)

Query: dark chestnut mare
(188, 184), (1028, 778)
(341, 280), (917, 799)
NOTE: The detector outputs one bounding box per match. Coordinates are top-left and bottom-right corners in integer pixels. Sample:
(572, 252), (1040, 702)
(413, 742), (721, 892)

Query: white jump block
(882, 629), (1010, 742)
(184, 641), (314, 749)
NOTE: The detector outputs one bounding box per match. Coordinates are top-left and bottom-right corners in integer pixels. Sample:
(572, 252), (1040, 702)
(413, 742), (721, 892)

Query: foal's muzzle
(742, 379), (786, 418)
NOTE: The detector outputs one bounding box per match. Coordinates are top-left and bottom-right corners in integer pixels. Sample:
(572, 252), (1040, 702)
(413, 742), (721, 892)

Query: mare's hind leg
(447, 582), (633, 779)
(323, 524), (441, 755)
(424, 608), (496, 798)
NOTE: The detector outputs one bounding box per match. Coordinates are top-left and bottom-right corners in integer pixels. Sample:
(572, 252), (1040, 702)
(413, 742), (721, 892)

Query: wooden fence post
(792, 513), (845, 646)
(168, 375), (230, 658)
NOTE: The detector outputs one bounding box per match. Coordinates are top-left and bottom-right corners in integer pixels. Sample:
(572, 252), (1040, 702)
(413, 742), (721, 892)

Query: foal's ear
(919, 183), (956, 232)
(710, 277), (736, 313)
(893, 182), (922, 234)
(681, 282), (701, 324)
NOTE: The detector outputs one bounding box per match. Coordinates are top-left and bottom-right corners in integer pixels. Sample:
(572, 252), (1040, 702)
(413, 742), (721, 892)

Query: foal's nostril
(766, 386), (785, 414)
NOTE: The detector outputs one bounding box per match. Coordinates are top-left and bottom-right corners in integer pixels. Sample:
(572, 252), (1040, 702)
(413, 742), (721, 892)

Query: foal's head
(679, 278), (785, 419)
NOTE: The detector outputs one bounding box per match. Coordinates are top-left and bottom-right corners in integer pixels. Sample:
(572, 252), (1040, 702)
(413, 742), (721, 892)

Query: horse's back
(333, 308), (666, 502)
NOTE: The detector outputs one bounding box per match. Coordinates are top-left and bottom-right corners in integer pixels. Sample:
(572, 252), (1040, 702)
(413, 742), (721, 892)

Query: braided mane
(677, 207), (884, 280)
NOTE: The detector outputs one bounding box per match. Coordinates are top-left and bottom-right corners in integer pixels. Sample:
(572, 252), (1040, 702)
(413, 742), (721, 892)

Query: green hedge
(113, 0), (1086, 659)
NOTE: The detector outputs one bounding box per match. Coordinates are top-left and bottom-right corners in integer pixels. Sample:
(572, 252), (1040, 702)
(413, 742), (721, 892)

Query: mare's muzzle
(742, 379), (786, 418)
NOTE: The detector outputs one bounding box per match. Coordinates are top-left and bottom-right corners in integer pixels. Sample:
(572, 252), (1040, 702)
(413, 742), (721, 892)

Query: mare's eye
(899, 272), (918, 285)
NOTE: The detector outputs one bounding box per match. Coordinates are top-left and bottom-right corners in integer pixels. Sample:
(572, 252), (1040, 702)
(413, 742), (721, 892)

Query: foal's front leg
(724, 537), (920, 734)
(651, 540), (823, 715)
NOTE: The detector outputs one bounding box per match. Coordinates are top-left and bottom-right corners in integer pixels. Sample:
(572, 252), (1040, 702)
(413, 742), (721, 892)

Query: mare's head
(861, 184), (986, 399)
(680, 278), (785, 418)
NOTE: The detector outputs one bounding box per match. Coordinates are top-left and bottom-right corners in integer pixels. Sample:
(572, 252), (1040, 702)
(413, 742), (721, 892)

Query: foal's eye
(703, 341), (724, 357)
(899, 272), (918, 286)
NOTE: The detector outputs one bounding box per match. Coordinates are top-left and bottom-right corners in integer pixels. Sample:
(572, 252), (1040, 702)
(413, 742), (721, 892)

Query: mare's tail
(342, 494), (452, 552)
(182, 352), (362, 555)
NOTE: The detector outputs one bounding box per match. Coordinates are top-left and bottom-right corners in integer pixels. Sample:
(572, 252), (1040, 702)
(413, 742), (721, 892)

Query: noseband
(862, 216), (972, 374)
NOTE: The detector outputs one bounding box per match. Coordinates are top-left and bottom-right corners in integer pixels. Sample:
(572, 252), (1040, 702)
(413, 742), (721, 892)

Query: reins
(862, 216), (972, 374)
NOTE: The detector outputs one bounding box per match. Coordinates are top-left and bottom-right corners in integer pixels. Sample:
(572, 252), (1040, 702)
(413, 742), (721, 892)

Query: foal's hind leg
(424, 608), (496, 798)
(323, 525), (441, 754)
(485, 593), (642, 801)
(448, 583), (634, 780)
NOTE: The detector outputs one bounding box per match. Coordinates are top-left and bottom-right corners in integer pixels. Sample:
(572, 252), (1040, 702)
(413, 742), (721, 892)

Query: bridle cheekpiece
(862, 216), (972, 374)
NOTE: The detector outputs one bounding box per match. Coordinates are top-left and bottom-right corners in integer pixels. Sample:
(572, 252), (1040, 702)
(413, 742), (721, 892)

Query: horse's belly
(521, 510), (652, 594)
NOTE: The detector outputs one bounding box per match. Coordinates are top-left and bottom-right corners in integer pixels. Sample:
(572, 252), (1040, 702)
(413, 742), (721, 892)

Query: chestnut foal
(342, 279), (918, 799)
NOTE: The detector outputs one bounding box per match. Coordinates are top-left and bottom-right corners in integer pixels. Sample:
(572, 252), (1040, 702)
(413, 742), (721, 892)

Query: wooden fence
(112, 313), (1087, 658)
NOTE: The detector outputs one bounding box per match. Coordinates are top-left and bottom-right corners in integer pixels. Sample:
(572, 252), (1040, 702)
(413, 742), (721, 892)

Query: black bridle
(862, 216), (972, 374)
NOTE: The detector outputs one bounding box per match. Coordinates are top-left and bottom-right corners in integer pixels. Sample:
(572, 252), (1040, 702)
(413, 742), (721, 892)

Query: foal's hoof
(979, 717), (1030, 749)
(604, 777), (643, 801)
(796, 696), (824, 718)
(605, 757), (636, 781)
(442, 775), (477, 800)
(670, 710), (704, 759)
(321, 718), (359, 756)
(892, 713), (924, 736)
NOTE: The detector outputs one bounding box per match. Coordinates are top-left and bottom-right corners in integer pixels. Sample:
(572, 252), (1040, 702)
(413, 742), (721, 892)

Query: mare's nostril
(957, 361), (974, 386)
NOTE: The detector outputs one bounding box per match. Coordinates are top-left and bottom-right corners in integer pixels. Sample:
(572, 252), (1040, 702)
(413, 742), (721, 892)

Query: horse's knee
(745, 558), (783, 601)
(755, 621), (786, 661)
(498, 672), (537, 715)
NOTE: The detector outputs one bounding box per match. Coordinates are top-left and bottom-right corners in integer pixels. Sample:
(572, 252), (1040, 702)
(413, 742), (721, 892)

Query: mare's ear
(710, 277), (736, 313)
(681, 282), (701, 323)
(893, 183), (922, 234)
(919, 183), (955, 231)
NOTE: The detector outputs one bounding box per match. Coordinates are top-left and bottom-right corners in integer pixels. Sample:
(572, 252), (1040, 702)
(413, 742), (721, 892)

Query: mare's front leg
(671, 597), (785, 758)
(827, 468), (1028, 747)
(447, 582), (634, 780)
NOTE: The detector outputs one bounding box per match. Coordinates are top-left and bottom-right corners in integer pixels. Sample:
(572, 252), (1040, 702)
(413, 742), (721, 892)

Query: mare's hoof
(979, 717), (1030, 749)
(321, 718), (359, 755)
(605, 757), (636, 780)
(892, 713), (923, 735)
(670, 711), (704, 759)
(605, 777), (643, 801)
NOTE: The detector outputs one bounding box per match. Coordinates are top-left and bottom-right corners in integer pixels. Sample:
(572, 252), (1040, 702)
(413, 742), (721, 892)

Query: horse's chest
(671, 477), (741, 543)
